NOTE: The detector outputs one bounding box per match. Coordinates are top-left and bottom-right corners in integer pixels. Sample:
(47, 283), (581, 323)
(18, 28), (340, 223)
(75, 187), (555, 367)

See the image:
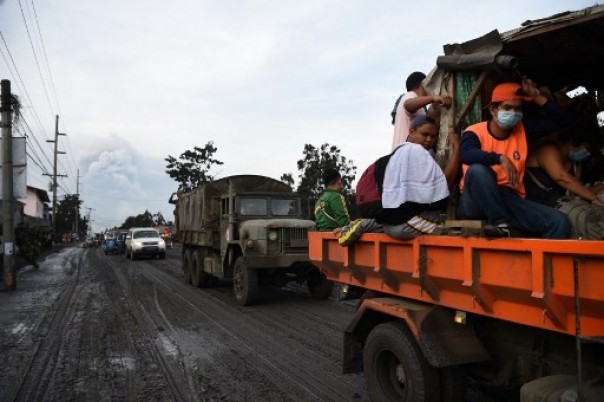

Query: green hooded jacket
(314, 188), (350, 232)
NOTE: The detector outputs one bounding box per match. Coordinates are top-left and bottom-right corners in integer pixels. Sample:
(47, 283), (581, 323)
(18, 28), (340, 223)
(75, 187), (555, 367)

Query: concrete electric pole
(43, 115), (67, 236)
(1, 79), (15, 290)
(74, 169), (80, 237)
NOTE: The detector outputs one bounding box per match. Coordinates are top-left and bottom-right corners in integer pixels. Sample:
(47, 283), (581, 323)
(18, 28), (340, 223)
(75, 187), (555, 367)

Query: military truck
(172, 175), (333, 305)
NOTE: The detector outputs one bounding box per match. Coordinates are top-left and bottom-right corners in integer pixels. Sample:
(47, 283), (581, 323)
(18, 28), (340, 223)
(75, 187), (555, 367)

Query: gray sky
(0, 0), (596, 231)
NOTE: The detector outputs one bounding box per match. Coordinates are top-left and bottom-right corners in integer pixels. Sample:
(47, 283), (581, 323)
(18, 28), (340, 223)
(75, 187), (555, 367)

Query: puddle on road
(158, 333), (179, 357)
(11, 323), (28, 335)
(109, 357), (136, 372)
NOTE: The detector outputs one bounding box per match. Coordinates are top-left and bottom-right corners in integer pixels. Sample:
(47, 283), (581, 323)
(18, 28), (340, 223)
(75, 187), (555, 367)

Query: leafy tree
(291, 143), (356, 218)
(153, 212), (167, 226)
(165, 142), (224, 192)
(280, 173), (294, 189)
(55, 194), (88, 237)
(120, 210), (155, 229)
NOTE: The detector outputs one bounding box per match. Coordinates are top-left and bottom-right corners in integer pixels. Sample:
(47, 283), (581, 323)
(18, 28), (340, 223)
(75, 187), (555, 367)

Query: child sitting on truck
(314, 168), (351, 232)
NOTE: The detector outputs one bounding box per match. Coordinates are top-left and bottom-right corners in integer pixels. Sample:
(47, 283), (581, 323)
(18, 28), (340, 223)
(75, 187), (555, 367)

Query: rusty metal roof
(438, 5), (604, 90)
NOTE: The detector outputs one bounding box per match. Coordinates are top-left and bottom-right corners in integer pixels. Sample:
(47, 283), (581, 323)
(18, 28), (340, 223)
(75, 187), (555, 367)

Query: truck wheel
(233, 256), (258, 306)
(363, 321), (440, 402)
(183, 249), (192, 284)
(192, 250), (210, 288)
(307, 270), (334, 300)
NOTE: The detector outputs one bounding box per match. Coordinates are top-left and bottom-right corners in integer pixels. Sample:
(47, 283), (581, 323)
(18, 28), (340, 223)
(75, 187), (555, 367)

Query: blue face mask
(569, 148), (591, 163)
(495, 110), (523, 130)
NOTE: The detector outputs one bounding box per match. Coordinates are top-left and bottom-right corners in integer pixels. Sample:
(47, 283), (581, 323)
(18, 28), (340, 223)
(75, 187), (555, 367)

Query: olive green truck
(172, 175), (333, 305)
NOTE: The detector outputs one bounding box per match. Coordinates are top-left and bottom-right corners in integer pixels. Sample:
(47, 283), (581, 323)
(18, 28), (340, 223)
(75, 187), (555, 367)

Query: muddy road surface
(0, 245), (368, 401)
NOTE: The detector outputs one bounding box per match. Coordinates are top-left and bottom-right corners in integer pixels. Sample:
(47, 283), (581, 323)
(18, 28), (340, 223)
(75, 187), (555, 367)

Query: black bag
(390, 94), (403, 125)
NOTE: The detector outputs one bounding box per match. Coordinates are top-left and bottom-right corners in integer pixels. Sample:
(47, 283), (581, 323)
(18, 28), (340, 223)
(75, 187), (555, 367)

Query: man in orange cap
(458, 78), (571, 238)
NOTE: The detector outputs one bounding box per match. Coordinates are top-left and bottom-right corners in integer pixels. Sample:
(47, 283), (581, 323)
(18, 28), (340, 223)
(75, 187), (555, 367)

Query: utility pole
(43, 115), (67, 236)
(74, 169), (79, 237)
(85, 207), (94, 237)
(1, 79), (15, 290)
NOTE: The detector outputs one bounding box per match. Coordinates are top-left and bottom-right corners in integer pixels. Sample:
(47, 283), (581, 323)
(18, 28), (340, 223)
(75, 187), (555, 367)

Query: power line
(17, 114), (54, 169)
(14, 122), (53, 175)
(0, 31), (51, 142)
(26, 150), (51, 175)
(30, 0), (62, 117)
(29, 0), (80, 183)
(18, 0), (55, 117)
(0, 46), (27, 98)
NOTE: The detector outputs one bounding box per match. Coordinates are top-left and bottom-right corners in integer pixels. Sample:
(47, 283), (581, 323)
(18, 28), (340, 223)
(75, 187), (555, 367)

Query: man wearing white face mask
(457, 78), (572, 238)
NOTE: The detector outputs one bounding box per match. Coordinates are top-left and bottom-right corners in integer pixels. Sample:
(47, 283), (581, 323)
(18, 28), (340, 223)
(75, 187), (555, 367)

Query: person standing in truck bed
(391, 71), (452, 150)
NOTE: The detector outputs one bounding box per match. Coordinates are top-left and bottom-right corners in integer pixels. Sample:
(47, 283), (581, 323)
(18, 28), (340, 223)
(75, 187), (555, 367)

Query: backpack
(390, 94), (403, 125)
(356, 149), (398, 219)
(556, 196), (604, 240)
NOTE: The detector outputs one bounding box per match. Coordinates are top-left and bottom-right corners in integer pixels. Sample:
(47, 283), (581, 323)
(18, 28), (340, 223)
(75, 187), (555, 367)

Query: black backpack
(390, 94), (403, 125)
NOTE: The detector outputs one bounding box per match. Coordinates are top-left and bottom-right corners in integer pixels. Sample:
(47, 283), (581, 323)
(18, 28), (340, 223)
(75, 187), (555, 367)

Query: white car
(125, 227), (166, 260)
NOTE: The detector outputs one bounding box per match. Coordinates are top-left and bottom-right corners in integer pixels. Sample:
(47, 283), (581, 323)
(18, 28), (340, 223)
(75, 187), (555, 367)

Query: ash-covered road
(0, 244), (368, 401)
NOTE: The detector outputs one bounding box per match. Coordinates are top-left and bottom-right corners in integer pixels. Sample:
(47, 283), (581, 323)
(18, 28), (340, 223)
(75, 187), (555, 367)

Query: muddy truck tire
(192, 250), (210, 288)
(306, 270), (334, 300)
(363, 321), (440, 402)
(233, 256), (258, 306)
(183, 248), (192, 284)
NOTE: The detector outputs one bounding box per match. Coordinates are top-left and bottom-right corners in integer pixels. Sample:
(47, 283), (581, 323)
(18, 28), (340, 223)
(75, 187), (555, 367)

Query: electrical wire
(28, 1), (80, 190)
(30, 0), (62, 117)
(0, 31), (51, 142)
(18, 0), (55, 117)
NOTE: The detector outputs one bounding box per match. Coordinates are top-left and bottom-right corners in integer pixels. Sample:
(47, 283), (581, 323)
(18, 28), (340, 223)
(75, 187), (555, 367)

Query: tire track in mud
(136, 260), (368, 402)
(105, 255), (198, 402)
(4, 248), (84, 402)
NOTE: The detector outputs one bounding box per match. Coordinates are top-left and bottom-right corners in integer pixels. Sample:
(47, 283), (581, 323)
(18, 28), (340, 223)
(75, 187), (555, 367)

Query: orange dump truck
(309, 232), (604, 401)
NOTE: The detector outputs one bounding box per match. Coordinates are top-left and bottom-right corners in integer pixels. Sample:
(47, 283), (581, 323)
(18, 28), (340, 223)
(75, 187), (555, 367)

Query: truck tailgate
(309, 232), (604, 337)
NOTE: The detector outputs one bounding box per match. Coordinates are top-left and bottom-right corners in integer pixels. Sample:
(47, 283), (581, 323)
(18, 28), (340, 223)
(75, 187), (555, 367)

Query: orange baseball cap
(491, 82), (533, 103)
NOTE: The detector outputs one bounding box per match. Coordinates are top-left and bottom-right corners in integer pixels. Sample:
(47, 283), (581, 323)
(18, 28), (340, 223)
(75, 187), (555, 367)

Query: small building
(23, 186), (50, 219)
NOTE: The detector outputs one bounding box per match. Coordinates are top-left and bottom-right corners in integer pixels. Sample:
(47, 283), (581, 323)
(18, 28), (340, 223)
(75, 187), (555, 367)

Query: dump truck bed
(309, 232), (604, 337)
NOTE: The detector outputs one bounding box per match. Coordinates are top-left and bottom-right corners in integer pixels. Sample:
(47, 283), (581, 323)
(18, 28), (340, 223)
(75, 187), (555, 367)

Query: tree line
(164, 141), (357, 219)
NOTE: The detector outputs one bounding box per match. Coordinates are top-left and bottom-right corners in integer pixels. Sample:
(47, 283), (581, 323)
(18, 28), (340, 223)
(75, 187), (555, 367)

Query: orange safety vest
(460, 121), (527, 197)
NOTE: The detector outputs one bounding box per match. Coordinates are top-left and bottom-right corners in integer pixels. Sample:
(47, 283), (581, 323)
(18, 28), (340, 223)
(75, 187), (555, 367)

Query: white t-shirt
(391, 91), (425, 150)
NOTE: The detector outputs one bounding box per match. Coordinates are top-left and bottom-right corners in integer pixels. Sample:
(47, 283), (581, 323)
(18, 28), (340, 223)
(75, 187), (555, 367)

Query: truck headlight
(268, 231), (278, 241)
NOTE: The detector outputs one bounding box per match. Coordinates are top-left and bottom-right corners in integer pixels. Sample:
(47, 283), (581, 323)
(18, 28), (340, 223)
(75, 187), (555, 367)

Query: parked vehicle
(171, 174), (332, 306)
(125, 228), (166, 260)
(308, 6), (604, 401)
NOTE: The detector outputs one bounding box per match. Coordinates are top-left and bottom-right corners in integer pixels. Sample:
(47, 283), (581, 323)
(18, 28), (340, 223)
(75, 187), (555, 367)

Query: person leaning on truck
(458, 78), (571, 239)
(314, 168), (351, 232)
